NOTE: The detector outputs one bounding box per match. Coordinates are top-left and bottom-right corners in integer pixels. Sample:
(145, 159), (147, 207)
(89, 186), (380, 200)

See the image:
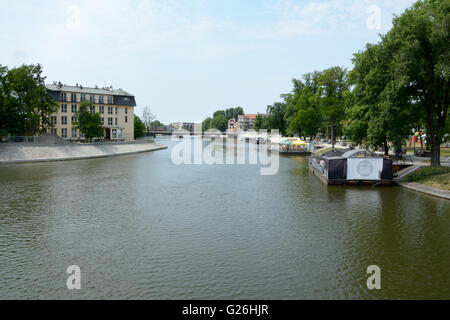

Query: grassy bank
(402, 166), (450, 191)
(314, 147), (346, 156)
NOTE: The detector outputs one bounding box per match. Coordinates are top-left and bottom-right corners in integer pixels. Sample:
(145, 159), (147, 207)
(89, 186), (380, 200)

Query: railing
(1, 135), (67, 144)
(310, 157), (325, 175)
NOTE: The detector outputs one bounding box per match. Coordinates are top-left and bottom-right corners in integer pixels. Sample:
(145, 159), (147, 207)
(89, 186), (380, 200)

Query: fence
(1, 135), (154, 145)
(1, 135), (68, 144)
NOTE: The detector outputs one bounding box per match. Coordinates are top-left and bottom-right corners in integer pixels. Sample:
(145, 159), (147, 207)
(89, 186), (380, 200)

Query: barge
(309, 149), (396, 186)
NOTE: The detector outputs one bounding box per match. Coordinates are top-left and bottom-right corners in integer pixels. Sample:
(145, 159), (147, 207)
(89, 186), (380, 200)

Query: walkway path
(0, 141), (167, 164)
(400, 182), (450, 200)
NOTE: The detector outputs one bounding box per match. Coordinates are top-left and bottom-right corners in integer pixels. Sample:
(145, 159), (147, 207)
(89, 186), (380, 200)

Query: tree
(318, 66), (348, 148)
(344, 0), (449, 163)
(202, 117), (212, 132)
(142, 107), (155, 132)
(150, 120), (164, 128)
(213, 110), (226, 119)
(254, 114), (268, 131)
(384, 0), (449, 166)
(265, 102), (288, 135)
(73, 101), (103, 141)
(286, 73), (322, 138)
(224, 107), (244, 120)
(210, 114), (228, 132)
(0, 64), (57, 136)
(134, 115), (146, 139)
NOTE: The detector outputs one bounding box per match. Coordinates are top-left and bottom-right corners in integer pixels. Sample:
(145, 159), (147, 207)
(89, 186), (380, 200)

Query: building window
(115, 118), (118, 126)
(61, 92), (67, 102)
(115, 107), (118, 114)
(90, 105), (95, 113)
(108, 117), (113, 126)
(61, 128), (68, 138)
(71, 129), (77, 138)
(51, 116), (57, 125)
(81, 93), (86, 101)
(108, 107), (113, 114)
(125, 107), (128, 114)
(71, 116), (77, 123)
(61, 104), (67, 113)
(125, 116), (128, 123)
(61, 116), (67, 125)
(71, 104), (77, 113)
(101, 117), (104, 125)
(108, 96), (113, 104)
(90, 95), (95, 103)
(99, 96), (104, 104)
(100, 106), (104, 114)
(71, 93), (77, 102)
(51, 128), (57, 135)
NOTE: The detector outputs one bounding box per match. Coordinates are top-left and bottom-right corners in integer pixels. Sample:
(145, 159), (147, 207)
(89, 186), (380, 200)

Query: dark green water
(0, 137), (449, 299)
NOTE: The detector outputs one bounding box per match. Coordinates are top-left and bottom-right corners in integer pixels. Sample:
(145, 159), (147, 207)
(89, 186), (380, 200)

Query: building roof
(245, 114), (258, 120)
(45, 83), (134, 97)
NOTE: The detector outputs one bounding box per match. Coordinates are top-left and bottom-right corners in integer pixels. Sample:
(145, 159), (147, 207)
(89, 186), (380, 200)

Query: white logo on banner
(357, 160), (374, 177)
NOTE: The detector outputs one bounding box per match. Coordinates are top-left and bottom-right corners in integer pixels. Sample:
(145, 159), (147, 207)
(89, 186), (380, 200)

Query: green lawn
(441, 148), (450, 157)
(404, 144), (450, 157)
(402, 166), (450, 191)
(314, 147), (346, 156)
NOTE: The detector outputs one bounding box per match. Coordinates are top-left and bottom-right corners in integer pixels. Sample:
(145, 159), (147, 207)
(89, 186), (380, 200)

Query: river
(0, 136), (449, 299)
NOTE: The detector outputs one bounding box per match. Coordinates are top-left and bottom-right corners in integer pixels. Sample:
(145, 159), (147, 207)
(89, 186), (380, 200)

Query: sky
(0, 0), (417, 124)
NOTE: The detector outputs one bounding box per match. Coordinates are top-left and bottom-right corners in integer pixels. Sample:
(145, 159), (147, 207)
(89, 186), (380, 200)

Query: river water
(0, 137), (449, 299)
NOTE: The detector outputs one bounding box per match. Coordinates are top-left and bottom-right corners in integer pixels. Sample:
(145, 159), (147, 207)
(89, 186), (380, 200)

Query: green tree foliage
(386, 0), (449, 166)
(344, 0), (449, 164)
(0, 64), (57, 136)
(150, 120), (164, 128)
(344, 42), (404, 155)
(202, 107), (244, 132)
(265, 102), (288, 136)
(285, 73), (322, 139)
(134, 115), (146, 139)
(317, 66), (348, 148)
(210, 114), (228, 132)
(254, 114), (268, 131)
(224, 107), (244, 120)
(73, 101), (103, 141)
(202, 117), (212, 131)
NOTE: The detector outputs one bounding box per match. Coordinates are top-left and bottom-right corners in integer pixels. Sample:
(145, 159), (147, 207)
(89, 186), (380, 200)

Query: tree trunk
(331, 124), (334, 149)
(430, 134), (441, 167)
(384, 137), (389, 156)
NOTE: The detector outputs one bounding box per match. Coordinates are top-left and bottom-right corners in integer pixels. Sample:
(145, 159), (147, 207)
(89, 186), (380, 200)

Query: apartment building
(46, 82), (136, 141)
(238, 114), (257, 131)
(227, 118), (240, 132)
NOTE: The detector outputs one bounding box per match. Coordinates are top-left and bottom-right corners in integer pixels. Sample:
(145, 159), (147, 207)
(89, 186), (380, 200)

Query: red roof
(245, 114), (258, 120)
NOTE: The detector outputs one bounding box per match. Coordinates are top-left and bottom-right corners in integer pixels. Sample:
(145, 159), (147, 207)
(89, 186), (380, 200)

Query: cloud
(245, 0), (416, 38)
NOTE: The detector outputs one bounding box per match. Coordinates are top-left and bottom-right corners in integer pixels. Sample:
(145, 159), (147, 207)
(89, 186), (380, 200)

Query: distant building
(238, 114), (258, 131)
(227, 118), (240, 132)
(46, 82), (136, 141)
(182, 122), (195, 133)
(171, 122), (196, 133)
(151, 125), (176, 133)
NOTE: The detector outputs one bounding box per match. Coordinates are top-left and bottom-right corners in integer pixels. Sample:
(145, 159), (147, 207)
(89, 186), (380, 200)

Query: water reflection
(0, 137), (448, 299)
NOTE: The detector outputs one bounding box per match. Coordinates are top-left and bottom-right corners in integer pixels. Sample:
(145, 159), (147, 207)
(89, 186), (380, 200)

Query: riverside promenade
(0, 141), (167, 164)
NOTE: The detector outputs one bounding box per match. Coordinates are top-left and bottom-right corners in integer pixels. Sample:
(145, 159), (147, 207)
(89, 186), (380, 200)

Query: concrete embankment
(395, 165), (450, 200)
(399, 182), (450, 200)
(0, 141), (167, 164)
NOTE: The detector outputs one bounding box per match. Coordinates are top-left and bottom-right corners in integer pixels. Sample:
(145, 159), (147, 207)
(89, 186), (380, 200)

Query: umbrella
(293, 140), (307, 145)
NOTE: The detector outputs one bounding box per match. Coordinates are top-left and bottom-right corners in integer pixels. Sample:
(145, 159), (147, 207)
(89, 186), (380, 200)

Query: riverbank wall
(0, 141), (167, 164)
